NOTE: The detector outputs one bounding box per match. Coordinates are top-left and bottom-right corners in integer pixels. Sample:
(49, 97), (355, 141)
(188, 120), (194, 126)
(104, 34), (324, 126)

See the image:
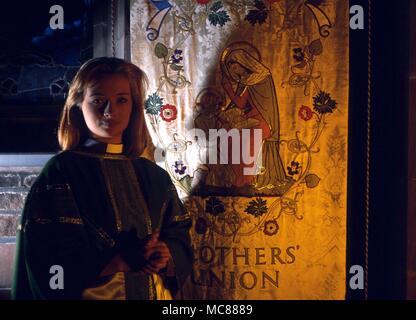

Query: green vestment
(11, 140), (193, 300)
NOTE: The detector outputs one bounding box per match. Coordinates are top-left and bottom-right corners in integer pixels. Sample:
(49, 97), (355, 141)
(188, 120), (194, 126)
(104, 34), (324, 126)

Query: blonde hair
(58, 57), (151, 157)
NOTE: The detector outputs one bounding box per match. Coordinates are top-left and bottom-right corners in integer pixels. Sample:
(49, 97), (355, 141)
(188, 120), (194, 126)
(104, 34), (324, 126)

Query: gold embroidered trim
(172, 213), (192, 222)
(31, 217), (84, 225)
(57, 181), (116, 247)
(46, 184), (71, 191)
(125, 161), (153, 234)
(99, 158), (123, 232)
(81, 214), (116, 247)
(95, 227), (116, 247)
(33, 218), (52, 224)
(58, 217), (83, 225)
(70, 150), (133, 160)
(28, 216), (115, 247)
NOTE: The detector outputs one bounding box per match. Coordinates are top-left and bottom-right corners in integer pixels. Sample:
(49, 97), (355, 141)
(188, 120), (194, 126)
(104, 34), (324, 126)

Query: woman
(11, 57), (193, 300)
(221, 47), (290, 192)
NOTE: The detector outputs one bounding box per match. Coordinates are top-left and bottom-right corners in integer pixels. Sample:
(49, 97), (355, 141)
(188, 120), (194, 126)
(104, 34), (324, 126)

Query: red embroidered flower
(196, 0), (211, 4)
(263, 220), (279, 236)
(160, 104), (177, 122)
(298, 105), (313, 121)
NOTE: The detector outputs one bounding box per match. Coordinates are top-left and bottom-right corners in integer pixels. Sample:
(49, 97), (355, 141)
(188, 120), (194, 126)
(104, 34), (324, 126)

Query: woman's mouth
(100, 119), (118, 128)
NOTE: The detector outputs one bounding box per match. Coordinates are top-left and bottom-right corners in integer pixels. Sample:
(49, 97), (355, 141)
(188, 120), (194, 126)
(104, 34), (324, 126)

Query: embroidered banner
(131, 0), (349, 299)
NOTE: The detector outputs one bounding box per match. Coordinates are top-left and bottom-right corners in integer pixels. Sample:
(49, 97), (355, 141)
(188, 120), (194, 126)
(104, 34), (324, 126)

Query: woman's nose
(103, 101), (112, 118)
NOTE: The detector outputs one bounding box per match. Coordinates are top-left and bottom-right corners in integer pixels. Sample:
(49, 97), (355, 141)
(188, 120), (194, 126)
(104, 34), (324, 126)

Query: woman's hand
(100, 230), (172, 276)
(140, 231), (172, 274)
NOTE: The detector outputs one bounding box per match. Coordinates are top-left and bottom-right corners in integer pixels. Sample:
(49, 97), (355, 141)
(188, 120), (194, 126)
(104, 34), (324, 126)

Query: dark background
(0, 0), (93, 152)
(347, 0), (410, 299)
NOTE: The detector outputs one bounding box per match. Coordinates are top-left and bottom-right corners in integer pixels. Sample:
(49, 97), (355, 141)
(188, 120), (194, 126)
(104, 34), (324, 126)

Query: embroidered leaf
(245, 0), (268, 26)
(308, 39), (323, 56)
(144, 93), (163, 115)
(179, 175), (193, 193)
(208, 1), (231, 26)
(210, 1), (223, 12)
(170, 63), (183, 71)
(245, 197), (268, 218)
(205, 196), (226, 216)
(305, 174), (320, 188)
(155, 42), (168, 59)
(208, 9), (231, 26)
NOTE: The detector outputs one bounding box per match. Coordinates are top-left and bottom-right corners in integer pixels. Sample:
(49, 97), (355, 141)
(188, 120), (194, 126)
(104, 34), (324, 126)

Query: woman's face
(81, 74), (133, 144)
(227, 61), (248, 81)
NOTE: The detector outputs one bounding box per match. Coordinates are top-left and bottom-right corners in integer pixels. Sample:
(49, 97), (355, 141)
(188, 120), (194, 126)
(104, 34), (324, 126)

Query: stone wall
(0, 155), (50, 300)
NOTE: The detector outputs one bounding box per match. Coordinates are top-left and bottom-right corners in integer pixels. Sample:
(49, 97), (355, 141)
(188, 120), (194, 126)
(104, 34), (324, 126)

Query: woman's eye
(118, 97), (128, 104)
(92, 99), (103, 105)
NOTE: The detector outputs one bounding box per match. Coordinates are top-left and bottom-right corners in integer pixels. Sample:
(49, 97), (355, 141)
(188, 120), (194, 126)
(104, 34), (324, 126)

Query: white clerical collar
(106, 143), (123, 154)
(83, 138), (124, 154)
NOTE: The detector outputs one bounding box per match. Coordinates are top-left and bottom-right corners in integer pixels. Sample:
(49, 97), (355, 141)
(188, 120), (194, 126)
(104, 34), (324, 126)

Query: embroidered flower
(174, 159), (187, 175)
(195, 217), (208, 234)
(313, 90), (337, 115)
(298, 105), (313, 121)
(287, 161), (300, 176)
(263, 220), (279, 236)
(293, 48), (305, 62)
(160, 104), (177, 122)
(196, 0), (211, 4)
(205, 196), (226, 217)
(144, 92), (163, 115)
(171, 49), (183, 64)
(245, 0), (268, 26)
(245, 197), (268, 218)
